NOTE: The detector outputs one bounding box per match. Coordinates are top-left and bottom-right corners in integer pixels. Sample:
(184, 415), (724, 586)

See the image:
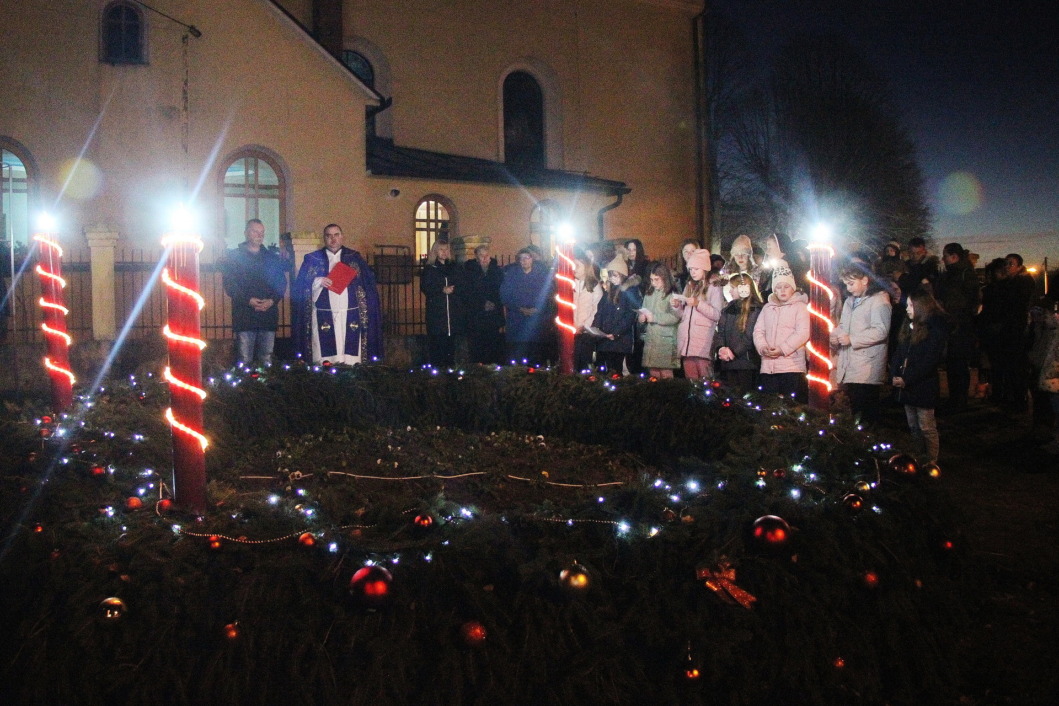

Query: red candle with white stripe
(161, 212), (208, 513)
(34, 224), (74, 412)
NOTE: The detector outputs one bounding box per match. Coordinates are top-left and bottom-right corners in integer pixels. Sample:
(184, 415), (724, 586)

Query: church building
(1, 0), (706, 351)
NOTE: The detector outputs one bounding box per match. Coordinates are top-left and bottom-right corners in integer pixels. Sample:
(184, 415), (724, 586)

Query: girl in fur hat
(722, 234), (762, 302)
(672, 248), (724, 380)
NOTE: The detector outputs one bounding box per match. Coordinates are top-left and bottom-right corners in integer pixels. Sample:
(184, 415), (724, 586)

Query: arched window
(1, 139), (36, 251)
(222, 150), (286, 248)
(503, 71), (545, 168)
(414, 196), (455, 262)
(530, 200), (561, 257)
(101, 2), (145, 65)
(342, 50), (377, 135)
(341, 50), (375, 88)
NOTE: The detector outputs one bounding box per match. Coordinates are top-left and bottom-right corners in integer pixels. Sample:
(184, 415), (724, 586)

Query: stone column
(456, 235), (491, 264)
(85, 225), (120, 340)
(291, 230), (321, 272)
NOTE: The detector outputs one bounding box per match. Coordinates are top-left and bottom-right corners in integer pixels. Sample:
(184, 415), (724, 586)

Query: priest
(292, 224), (383, 365)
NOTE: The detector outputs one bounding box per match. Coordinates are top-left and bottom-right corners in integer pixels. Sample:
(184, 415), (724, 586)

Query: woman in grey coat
(830, 263), (892, 426)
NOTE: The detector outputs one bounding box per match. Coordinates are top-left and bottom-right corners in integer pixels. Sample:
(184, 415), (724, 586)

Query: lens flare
(938, 171), (983, 216)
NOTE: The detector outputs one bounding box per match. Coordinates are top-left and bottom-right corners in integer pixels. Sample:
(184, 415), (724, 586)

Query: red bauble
(887, 453), (919, 476)
(559, 562), (591, 593)
(862, 570), (880, 589)
(751, 515), (791, 549)
(156, 498), (173, 513)
(90, 465), (106, 477)
(413, 514), (434, 528)
(223, 622), (240, 640)
(349, 566), (393, 607)
(298, 532), (316, 547)
(125, 496), (143, 510)
(459, 620), (488, 647)
(842, 493), (865, 513)
(33, 522), (44, 533)
(41, 415), (53, 424)
(772, 468), (787, 479)
(208, 535), (223, 550)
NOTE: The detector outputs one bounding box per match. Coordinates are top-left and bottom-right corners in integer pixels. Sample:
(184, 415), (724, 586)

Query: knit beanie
(685, 248), (712, 272)
(771, 260), (796, 291)
(602, 254), (629, 278)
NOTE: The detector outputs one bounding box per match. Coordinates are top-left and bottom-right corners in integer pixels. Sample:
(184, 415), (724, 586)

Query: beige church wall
(344, 0), (698, 259)
(362, 175), (619, 259)
(0, 0), (373, 250)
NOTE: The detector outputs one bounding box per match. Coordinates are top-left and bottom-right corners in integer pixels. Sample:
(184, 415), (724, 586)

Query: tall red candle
(161, 233), (208, 513)
(553, 243), (577, 374)
(805, 243), (836, 411)
(34, 234), (74, 412)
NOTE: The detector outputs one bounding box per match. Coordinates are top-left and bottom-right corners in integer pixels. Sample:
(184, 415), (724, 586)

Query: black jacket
(712, 300), (762, 371)
(592, 277), (642, 354)
(463, 258), (505, 333)
(421, 259), (466, 336)
(889, 314), (949, 408)
(222, 243), (288, 332)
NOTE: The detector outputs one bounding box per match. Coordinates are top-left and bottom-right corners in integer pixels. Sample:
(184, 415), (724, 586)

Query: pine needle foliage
(0, 365), (967, 705)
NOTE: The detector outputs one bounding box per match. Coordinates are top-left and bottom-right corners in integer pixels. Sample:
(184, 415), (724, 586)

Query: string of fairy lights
(28, 364), (935, 558)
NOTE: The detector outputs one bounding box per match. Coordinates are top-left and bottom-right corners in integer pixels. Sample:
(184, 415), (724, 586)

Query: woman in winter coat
(831, 264), (893, 426)
(713, 272), (763, 391)
(753, 261), (810, 401)
(890, 290), (949, 464)
(420, 240), (466, 367)
(721, 234), (763, 302)
(639, 262), (682, 378)
(673, 248), (724, 381)
(572, 254), (603, 372)
(591, 256), (642, 375)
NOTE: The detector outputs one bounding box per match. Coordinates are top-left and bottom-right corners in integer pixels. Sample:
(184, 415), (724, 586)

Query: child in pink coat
(673, 248), (724, 380)
(753, 261), (810, 401)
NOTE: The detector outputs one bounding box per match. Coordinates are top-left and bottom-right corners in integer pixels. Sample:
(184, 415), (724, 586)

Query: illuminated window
(414, 197), (454, 261)
(101, 2), (145, 65)
(222, 150), (285, 247)
(1, 140), (34, 250)
(530, 200), (560, 257)
(503, 72), (545, 167)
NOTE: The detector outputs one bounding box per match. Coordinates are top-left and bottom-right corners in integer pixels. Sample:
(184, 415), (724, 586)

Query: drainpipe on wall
(596, 193), (624, 241)
(692, 0), (712, 250)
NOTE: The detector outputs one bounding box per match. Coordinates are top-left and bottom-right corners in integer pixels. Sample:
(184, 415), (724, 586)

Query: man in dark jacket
(500, 247), (554, 365)
(936, 243), (980, 411)
(464, 244), (504, 364)
(222, 219), (288, 366)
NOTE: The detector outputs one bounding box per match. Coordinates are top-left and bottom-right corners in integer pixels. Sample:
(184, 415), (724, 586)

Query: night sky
(712, 0), (1059, 265)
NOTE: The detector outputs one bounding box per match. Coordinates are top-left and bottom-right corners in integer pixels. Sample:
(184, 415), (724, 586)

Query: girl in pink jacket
(753, 261), (810, 401)
(673, 248), (724, 380)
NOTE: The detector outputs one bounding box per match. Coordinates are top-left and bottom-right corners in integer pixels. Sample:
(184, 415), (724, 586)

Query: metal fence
(2, 244), (516, 344)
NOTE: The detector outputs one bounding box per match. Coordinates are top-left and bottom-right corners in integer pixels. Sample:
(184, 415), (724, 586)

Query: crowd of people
(221, 220), (1059, 460)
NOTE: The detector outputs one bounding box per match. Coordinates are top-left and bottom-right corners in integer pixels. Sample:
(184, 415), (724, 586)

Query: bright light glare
(36, 212), (58, 232)
(170, 205), (198, 233)
(557, 222), (575, 243)
(810, 223), (833, 242)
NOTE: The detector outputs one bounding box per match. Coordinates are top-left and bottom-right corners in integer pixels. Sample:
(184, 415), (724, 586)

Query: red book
(326, 261), (357, 295)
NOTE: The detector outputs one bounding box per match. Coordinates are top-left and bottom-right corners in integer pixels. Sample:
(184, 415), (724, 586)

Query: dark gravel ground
(876, 396), (1059, 705)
